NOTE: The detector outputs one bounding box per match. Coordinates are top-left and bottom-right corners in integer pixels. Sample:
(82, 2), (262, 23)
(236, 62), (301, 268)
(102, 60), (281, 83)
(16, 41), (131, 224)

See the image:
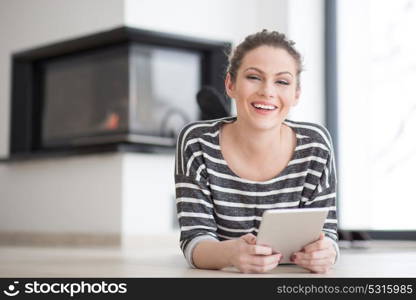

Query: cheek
(235, 85), (256, 102)
(281, 89), (298, 105)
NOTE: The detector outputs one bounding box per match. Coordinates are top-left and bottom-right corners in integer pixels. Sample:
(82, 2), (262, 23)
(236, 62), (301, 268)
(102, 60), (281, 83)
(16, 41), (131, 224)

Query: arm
(294, 136), (339, 274)
(175, 173), (282, 273)
(193, 234), (281, 273)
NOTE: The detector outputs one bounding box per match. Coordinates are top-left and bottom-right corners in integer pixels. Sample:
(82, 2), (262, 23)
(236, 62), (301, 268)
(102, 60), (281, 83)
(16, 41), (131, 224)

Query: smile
(251, 102), (278, 112)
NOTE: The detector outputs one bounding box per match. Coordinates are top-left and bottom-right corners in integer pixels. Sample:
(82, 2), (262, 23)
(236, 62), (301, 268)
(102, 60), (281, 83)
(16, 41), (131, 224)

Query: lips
(251, 101), (278, 111)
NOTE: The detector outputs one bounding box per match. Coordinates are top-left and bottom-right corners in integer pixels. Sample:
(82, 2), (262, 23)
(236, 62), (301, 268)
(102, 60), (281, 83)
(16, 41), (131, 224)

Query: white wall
(0, 154), (123, 234)
(122, 153), (176, 235)
(257, 0), (289, 34)
(287, 0), (325, 125)
(125, 0), (257, 43)
(0, 0), (325, 242)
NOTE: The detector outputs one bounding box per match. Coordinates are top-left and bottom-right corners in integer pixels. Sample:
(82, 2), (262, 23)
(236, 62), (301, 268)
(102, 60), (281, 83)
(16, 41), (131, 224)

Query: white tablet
(256, 207), (329, 264)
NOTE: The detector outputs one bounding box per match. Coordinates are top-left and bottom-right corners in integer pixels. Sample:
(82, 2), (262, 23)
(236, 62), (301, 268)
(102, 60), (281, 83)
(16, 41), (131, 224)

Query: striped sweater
(174, 116), (339, 267)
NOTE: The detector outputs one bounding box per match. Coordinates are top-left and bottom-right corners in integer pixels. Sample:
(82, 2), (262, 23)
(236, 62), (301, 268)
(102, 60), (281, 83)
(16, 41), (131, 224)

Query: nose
(257, 80), (276, 98)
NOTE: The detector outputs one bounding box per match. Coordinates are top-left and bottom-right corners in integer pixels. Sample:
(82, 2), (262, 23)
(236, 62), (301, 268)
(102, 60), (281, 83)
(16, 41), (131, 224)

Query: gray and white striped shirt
(175, 116), (339, 267)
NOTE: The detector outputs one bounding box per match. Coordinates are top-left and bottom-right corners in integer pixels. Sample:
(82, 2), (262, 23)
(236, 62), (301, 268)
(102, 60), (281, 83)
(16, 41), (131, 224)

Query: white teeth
(253, 103), (276, 110)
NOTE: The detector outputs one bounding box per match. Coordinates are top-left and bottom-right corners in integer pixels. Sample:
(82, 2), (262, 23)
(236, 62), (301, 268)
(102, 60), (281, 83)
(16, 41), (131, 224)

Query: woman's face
(225, 45), (300, 131)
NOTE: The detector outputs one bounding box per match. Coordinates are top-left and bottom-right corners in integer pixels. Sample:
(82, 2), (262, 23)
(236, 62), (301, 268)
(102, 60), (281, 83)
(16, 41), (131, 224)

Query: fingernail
(290, 254), (297, 262)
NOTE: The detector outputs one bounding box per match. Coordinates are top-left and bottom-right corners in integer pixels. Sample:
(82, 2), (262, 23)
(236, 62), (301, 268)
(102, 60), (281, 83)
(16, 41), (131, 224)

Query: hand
(228, 233), (282, 274)
(290, 232), (336, 274)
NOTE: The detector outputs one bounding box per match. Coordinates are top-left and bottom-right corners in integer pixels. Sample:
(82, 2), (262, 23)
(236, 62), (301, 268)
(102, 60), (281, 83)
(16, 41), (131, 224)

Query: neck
(230, 119), (286, 159)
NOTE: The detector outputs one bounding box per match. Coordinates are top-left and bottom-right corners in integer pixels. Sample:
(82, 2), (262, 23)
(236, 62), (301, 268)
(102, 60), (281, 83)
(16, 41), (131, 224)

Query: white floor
(1, 234), (416, 277)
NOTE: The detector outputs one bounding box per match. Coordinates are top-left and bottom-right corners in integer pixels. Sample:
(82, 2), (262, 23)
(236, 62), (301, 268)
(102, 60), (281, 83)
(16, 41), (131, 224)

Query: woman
(175, 30), (338, 274)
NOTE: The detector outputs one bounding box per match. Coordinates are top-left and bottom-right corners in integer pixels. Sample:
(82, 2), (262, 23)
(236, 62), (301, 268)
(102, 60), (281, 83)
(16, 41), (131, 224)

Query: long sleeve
(302, 134), (340, 263)
(174, 125), (219, 267)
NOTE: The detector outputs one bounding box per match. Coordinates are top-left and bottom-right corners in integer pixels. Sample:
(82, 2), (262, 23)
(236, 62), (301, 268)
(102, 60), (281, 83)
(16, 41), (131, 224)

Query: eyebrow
(244, 67), (293, 77)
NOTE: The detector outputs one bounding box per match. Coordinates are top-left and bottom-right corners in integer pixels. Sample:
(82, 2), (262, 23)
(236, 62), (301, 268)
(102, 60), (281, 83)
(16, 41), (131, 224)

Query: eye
(276, 80), (289, 85)
(246, 75), (261, 81)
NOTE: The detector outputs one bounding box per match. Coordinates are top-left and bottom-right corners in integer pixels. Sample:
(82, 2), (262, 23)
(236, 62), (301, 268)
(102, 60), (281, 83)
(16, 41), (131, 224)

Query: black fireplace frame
(10, 26), (231, 159)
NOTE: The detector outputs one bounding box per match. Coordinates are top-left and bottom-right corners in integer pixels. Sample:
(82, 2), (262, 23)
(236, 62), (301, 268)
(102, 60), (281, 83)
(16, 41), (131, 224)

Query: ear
(225, 72), (236, 99)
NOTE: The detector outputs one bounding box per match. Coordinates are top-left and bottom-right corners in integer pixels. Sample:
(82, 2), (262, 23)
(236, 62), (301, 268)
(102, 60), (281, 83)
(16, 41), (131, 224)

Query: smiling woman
(174, 30), (339, 275)
(225, 46), (300, 133)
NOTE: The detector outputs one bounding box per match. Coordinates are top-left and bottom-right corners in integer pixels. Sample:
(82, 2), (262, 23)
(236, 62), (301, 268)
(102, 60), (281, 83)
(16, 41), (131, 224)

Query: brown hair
(226, 29), (303, 89)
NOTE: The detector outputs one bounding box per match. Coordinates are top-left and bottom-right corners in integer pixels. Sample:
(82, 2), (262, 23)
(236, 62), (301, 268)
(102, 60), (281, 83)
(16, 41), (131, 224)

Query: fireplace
(10, 27), (231, 158)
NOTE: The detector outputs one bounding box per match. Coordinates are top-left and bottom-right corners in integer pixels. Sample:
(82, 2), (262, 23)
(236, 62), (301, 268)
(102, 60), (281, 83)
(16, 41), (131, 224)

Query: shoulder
(176, 117), (235, 147)
(284, 119), (334, 151)
(175, 117), (234, 176)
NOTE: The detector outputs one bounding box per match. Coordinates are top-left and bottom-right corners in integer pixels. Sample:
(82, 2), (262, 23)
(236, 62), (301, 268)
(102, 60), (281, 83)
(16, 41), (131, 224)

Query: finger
(293, 257), (333, 274)
(248, 244), (273, 256)
(303, 238), (332, 253)
(295, 257), (334, 268)
(292, 249), (336, 266)
(294, 250), (330, 261)
(249, 253), (281, 267)
(248, 260), (280, 273)
(297, 264), (330, 274)
(240, 233), (257, 245)
(312, 265), (332, 274)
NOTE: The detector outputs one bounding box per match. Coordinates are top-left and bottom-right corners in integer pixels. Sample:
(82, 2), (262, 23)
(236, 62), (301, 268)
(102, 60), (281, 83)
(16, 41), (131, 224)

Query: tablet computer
(256, 207), (329, 264)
